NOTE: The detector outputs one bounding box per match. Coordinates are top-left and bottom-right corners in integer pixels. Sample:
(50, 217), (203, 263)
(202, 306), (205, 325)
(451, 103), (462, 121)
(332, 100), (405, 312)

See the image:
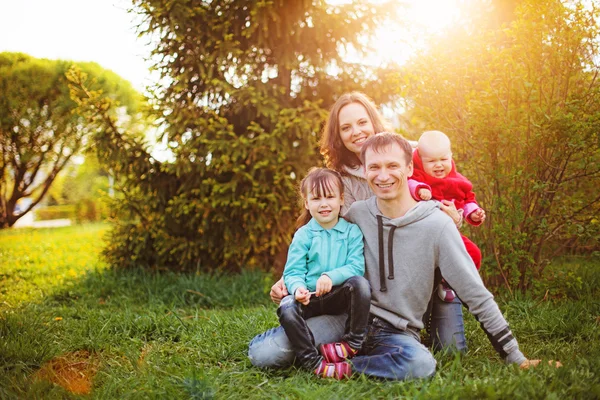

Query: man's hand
(270, 278), (288, 304)
(520, 359), (563, 369)
(315, 275), (333, 297)
(471, 208), (486, 223)
(295, 287), (311, 305)
(418, 188), (432, 201)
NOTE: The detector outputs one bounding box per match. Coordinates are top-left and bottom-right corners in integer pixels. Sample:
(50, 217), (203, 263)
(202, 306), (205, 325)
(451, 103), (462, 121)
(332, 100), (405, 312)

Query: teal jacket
(283, 217), (365, 297)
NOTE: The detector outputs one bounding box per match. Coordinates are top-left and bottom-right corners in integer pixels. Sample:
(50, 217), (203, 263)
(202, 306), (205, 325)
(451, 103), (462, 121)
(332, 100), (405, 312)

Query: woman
(248, 92), (467, 369)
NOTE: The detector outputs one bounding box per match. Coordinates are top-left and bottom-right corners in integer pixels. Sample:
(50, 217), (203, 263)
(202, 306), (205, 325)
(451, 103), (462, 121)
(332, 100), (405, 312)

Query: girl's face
(338, 102), (375, 157)
(304, 178), (344, 230)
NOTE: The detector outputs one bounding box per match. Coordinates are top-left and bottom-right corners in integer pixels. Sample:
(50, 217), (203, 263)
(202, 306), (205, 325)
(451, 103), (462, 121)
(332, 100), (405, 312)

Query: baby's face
(419, 145), (453, 179)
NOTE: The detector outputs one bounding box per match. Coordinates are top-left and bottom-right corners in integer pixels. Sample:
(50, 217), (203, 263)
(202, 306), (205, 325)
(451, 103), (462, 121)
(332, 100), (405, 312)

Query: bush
(34, 205), (76, 221)
(405, 0), (600, 291)
(74, 198), (108, 224)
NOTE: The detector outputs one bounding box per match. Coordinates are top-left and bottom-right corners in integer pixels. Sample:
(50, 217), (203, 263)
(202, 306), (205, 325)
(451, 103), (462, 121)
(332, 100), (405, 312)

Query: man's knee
(407, 354), (437, 379)
(248, 328), (295, 369)
(401, 344), (437, 379)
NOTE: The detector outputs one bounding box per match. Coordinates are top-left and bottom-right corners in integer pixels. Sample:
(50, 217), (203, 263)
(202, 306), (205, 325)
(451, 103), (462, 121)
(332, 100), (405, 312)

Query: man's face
(364, 144), (413, 202)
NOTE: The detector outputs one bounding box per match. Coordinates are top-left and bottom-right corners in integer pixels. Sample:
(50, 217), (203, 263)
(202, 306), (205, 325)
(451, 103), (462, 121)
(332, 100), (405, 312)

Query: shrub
(405, 0), (600, 291)
(34, 205), (76, 221)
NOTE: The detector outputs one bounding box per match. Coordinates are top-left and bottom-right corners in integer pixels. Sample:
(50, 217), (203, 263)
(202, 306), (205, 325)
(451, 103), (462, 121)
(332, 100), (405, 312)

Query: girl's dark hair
(295, 167), (344, 230)
(320, 91), (391, 173)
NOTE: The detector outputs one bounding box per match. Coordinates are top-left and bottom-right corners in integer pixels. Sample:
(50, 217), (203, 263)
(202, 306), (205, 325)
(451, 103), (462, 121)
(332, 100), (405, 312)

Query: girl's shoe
(314, 360), (352, 380)
(320, 341), (358, 363)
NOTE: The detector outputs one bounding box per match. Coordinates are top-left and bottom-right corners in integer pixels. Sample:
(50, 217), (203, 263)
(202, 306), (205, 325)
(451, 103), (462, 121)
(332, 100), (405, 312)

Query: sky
(0, 0), (153, 91)
(0, 0), (464, 93)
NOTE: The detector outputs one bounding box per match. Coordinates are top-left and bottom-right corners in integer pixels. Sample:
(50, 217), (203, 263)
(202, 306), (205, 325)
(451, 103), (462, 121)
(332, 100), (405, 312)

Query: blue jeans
(277, 276), (371, 370)
(249, 314), (436, 380)
(351, 316), (436, 380)
(428, 294), (467, 353)
(249, 297), (466, 371)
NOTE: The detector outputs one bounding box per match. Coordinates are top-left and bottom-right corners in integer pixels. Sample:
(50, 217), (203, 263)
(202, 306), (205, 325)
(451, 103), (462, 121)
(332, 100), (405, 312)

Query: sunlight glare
(369, 0), (466, 65)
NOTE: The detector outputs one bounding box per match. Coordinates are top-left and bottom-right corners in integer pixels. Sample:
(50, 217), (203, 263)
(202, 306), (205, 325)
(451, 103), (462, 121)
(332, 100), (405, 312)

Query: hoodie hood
(364, 196), (440, 228)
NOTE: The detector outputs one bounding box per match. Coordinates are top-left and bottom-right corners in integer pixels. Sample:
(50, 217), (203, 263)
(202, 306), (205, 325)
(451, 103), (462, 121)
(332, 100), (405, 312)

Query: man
(249, 133), (545, 379)
(339, 132), (530, 379)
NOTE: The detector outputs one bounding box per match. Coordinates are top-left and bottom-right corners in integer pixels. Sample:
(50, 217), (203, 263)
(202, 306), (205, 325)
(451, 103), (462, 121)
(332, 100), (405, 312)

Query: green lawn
(1, 224), (599, 399)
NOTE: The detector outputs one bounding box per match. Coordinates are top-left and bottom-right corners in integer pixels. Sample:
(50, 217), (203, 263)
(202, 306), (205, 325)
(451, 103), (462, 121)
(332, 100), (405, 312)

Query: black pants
(277, 276), (371, 370)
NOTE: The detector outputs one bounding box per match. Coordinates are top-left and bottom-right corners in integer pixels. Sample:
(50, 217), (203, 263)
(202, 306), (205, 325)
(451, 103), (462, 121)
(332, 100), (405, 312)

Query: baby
(412, 130), (485, 301)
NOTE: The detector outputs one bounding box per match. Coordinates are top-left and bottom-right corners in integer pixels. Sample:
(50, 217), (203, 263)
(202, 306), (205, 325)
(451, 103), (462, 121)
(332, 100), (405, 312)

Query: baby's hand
(315, 275), (333, 297)
(295, 287), (311, 305)
(471, 208), (486, 223)
(418, 188), (432, 201)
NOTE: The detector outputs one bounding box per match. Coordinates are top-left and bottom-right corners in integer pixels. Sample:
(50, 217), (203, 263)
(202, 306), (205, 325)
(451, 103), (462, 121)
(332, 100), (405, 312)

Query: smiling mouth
(319, 210), (332, 215)
(353, 137), (367, 145)
(376, 182), (394, 189)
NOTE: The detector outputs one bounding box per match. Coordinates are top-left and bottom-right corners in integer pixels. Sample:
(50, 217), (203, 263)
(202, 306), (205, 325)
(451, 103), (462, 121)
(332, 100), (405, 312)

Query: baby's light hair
(418, 130), (452, 155)
(295, 167), (344, 230)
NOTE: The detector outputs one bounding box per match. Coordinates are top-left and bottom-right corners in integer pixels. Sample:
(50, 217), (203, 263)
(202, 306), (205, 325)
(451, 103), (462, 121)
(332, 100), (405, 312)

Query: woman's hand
(270, 278), (288, 304)
(440, 199), (463, 227)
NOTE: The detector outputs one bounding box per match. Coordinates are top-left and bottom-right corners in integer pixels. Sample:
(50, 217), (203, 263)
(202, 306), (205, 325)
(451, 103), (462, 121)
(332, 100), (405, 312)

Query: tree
(0, 52), (140, 228)
(70, 0), (400, 272)
(404, 0), (600, 290)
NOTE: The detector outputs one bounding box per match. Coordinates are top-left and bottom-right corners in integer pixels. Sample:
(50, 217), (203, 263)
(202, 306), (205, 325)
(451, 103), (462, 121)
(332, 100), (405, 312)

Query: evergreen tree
(72, 0), (398, 271)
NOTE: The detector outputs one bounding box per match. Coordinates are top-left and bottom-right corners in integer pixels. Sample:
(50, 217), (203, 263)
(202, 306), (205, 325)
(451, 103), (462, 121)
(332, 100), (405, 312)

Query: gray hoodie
(345, 197), (526, 364)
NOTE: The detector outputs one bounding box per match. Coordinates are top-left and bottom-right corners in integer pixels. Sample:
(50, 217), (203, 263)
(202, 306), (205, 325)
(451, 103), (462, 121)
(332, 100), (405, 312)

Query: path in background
(13, 215), (71, 229)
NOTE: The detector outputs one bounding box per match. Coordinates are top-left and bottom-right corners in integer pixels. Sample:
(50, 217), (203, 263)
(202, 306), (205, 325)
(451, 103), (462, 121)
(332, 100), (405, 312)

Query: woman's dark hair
(295, 167), (344, 230)
(320, 92), (390, 173)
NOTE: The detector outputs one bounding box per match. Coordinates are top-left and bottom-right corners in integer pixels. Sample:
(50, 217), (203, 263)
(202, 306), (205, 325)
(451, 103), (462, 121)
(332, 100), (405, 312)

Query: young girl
(278, 167), (371, 380)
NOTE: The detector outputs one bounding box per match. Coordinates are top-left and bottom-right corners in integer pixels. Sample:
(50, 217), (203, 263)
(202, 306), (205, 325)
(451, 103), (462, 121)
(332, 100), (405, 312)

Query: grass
(1, 224), (599, 399)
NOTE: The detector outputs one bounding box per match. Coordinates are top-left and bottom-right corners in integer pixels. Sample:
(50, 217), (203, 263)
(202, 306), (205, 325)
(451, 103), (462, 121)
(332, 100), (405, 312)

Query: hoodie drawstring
(377, 215), (386, 292)
(377, 215), (397, 291)
(387, 226), (397, 280)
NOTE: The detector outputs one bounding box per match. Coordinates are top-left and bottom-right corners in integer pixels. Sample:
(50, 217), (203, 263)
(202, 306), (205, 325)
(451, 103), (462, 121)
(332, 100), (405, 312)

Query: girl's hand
(440, 199), (463, 227)
(295, 287), (311, 305)
(270, 278), (288, 304)
(315, 275), (333, 297)
(418, 188), (432, 200)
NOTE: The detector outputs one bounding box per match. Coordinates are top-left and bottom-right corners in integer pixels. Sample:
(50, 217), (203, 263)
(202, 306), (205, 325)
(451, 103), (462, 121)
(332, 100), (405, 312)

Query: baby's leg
(461, 235), (481, 269)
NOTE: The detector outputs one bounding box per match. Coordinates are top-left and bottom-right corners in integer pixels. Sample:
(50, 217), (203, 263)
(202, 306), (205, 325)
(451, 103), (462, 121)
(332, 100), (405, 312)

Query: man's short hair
(360, 132), (413, 166)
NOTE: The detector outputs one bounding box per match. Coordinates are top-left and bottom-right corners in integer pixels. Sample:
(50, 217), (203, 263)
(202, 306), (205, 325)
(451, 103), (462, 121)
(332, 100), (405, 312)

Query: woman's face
(338, 102), (375, 157)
